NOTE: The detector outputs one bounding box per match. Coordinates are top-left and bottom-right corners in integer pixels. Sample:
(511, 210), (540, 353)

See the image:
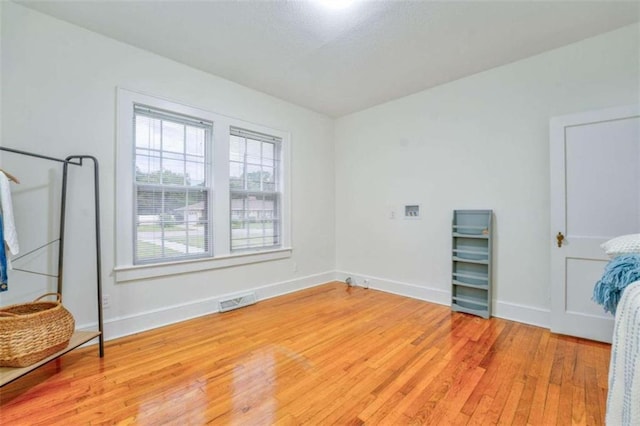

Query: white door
(550, 105), (640, 343)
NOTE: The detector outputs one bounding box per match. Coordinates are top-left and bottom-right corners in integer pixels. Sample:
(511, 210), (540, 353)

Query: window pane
(135, 153), (161, 183)
(135, 115), (151, 149)
(230, 135), (245, 162)
(262, 167), (275, 191)
(262, 157), (274, 168)
(230, 192), (280, 251)
(162, 121), (184, 153)
(186, 160), (205, 186)
(162, 159), (186, 185)
(134, 107), (211, 264)
(230, 161), (244, 190)
(151, 119), (162, 150)
(246, 139), (261, 164)
(263, 142), (275, 160)
(246, 164), (262, 191)
(136, 116), (162, 151)
(136, 187), (210, 262)
(186, 127), (205, 156)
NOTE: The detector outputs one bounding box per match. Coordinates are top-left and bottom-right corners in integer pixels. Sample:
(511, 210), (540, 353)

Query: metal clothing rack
(0, 146), (104, 386)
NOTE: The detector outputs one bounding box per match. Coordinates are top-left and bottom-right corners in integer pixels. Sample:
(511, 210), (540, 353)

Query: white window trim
(115, 88), (291, 282)
(113, 248), (292, 283)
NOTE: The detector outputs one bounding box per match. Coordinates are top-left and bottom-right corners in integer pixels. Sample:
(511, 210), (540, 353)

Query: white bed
(607, 280), (640, 425)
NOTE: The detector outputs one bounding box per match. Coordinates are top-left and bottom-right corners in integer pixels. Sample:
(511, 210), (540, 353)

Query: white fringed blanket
(607, 281), (640, 425)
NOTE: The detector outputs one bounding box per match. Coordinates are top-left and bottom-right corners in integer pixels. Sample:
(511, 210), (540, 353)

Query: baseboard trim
(493, 301), (550, 329)
(77, 271), (336, 341)
(77, 270), (550, 342)
(253, 271), (336, 302)
(335, 270), (450, 306)
(335, 270), (550, 329)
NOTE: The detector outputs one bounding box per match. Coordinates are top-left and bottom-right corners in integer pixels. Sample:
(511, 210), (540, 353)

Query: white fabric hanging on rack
(0, 171), (19, 255)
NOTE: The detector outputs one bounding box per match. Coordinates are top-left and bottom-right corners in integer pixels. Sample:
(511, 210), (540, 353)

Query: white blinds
(230, 126), (282, 144)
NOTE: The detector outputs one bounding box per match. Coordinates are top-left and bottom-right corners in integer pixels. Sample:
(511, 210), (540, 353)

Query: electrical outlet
(102, 294), (110, 309)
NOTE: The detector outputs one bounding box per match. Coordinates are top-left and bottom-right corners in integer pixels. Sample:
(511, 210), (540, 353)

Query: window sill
(114, 248), (292, 283)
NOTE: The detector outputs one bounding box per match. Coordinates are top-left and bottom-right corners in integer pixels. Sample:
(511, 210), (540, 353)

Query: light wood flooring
(0, 282), (611, 425)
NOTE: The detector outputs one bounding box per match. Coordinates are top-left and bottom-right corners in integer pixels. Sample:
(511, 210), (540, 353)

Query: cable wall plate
(404, 204), (421, 219)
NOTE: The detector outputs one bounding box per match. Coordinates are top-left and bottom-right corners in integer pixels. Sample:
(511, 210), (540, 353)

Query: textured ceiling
(16, 0), (640, 117)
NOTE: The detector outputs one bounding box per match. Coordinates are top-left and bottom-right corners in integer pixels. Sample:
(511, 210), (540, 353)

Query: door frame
(549, 104), (640, 342)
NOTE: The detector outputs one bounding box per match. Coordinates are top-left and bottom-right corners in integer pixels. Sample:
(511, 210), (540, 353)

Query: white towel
(606, 281), (640, 425)
(0, 171), (19, 255)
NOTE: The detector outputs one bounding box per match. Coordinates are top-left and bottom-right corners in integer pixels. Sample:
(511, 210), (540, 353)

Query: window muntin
(229, 128), (281, 251)
(133, 105), (212, 264)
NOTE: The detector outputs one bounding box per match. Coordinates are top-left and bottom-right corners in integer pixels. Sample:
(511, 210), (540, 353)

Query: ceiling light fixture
(316, 0), (357, 10)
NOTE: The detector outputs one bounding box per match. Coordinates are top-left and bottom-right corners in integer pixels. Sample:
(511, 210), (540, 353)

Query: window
(229, 128), (281, 251)
(134, 106), (212, 264)
(115, 88), (291, 282)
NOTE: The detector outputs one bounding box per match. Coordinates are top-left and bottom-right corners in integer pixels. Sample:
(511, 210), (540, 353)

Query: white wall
(0, 2), (335, 338)
(0, 3), (2, 163)
(1, 1), (639, 338)
(335, 23), (640, 327)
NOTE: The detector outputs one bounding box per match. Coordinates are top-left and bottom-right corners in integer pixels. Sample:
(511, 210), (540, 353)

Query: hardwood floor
(0, 282), (610, 425)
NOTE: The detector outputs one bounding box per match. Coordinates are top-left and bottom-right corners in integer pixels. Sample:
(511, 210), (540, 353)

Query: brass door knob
(556, 232), (565, 248)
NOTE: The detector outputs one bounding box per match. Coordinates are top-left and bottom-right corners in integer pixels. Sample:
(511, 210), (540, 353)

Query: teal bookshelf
(451, 210), (493, 319)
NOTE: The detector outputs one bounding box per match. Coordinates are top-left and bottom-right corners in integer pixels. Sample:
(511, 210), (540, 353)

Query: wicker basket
(0, 293), (75, 367)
